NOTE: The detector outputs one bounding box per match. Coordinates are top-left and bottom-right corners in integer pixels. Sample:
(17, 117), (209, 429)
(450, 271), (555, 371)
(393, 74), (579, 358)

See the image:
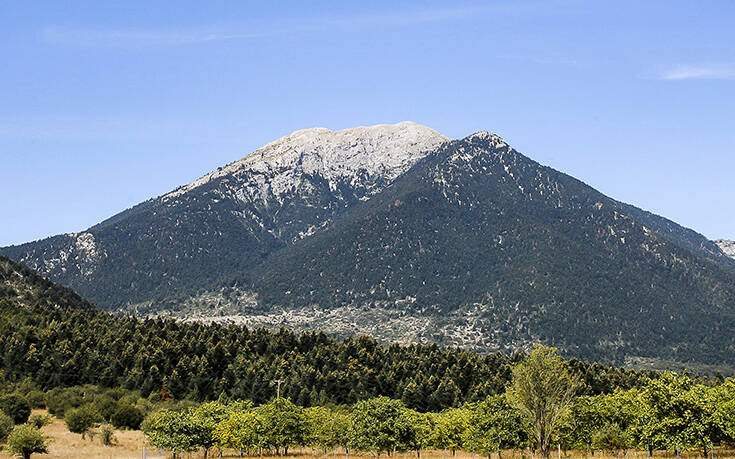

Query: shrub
(25, 391), (46, 410)
(0, 394), (31, 424)
(6, 424), (49, 459)
(65, 406), (100, 439)
(99, 425), (117, 446)
(103, 388), (126, 400)
(46, 388), (84, 418)
(111, 404), (144, 430)
(28, 413), (52, 429)
(92, 396), (119, 422)
(0, 412), (13, 442)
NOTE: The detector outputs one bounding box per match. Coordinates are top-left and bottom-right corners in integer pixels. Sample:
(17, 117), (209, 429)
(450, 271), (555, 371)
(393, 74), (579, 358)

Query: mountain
(1, 122), (447, 308)
(716, 240), (735, 259)
(3, 123), (735, 365)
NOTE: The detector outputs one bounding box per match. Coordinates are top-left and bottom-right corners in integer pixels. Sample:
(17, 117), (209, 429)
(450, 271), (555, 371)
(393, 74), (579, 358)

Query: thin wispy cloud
(41, 1), (570, 48)
(658, 65), (735, 80)
(41, 25), (263, 47)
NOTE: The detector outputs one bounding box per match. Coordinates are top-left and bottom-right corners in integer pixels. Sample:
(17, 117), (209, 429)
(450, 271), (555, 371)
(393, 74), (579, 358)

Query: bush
(6, 424), (49, 459)
(46, 388), (84, 418)
(0, 412), (13, 442)
(111, 404), (144, 430)
(0, 394), (31, 424)
(25, 391), (46, 410)
(99, 424), (117, 446)
(92, 396), (119, 422)
(103, 387), (126, 400)
(65, 406), (100, 439)
(28, 413), (52, 429)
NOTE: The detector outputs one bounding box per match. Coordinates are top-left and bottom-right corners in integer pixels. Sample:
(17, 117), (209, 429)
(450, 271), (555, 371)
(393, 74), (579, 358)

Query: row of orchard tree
(142, 346), (735, 458)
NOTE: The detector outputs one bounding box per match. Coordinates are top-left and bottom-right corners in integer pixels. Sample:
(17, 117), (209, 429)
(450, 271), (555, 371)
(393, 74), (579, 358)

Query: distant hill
(3, 122), (734, 366)
(0, 255), (94, 311)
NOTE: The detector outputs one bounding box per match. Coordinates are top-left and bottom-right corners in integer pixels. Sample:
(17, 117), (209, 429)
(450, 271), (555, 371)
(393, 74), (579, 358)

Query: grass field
(2, 411), (734, 459)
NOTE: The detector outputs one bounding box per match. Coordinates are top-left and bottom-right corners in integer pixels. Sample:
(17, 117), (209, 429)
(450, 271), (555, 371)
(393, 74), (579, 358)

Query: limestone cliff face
(166, 121), (448, 203)
(716, 239), (735, 259)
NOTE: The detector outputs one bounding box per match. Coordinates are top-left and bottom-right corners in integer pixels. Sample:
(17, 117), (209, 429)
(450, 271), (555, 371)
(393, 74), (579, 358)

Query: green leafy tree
(592, 423), (629, 455)
(428, 408), (470, 455)
(303, 406), (328, 451)
(556, 393), (624, 452)
(5, 424), (49, 459)
(302, 407), (352, 454)
(141, 409), (199, 457)
(330, 409), (353, 454)
(214, 409), (264, 456)
(713, 379), (735, 443)
(601, 389), (643, 430)
(463, 395), (530, 459)
(631, 373), (721, 455)
(256, 398), (303, 455)
(349, 396), (413, 455)
(64, 406), (100, 439)
(403, 409), (434, 457)
(506, 345), (579, 458)
(303, 406), (352, 453)
(0, 394), (31, 425)
(189, 401), (231, 458)
(44, 388), (83, 418)
(556, 396), (594, 451)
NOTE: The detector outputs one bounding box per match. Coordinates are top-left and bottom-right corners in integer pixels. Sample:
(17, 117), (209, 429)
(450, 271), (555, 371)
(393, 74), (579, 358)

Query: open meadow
(0, 410), (160, 459)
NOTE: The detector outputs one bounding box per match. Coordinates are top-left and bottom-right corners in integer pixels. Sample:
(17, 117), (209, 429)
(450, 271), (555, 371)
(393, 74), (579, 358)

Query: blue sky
(1, 0), (734, 246)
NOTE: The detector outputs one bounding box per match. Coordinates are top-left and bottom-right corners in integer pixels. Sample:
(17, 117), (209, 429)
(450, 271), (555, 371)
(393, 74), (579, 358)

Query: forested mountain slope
(238, 132), (735, 364)
(0, 259), (655, 408)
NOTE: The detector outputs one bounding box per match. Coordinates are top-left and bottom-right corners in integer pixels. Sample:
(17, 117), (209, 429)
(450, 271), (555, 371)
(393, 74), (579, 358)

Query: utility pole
(273, 379), (284, 398)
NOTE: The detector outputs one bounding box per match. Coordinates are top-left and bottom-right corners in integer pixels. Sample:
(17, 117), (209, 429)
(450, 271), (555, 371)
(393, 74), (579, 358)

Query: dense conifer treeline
(0, 298), (656, 410)
(0, 253), (655, 410)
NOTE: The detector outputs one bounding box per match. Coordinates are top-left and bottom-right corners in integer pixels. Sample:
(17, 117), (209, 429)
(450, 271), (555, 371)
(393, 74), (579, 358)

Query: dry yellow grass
(0, 410), (160, 459)
(3, 411), (735, 459)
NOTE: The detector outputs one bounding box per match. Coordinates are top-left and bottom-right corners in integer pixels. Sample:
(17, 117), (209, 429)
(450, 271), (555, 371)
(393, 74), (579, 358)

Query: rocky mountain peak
(464, 131), (508, 146)
(165, 121), (448, 199)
